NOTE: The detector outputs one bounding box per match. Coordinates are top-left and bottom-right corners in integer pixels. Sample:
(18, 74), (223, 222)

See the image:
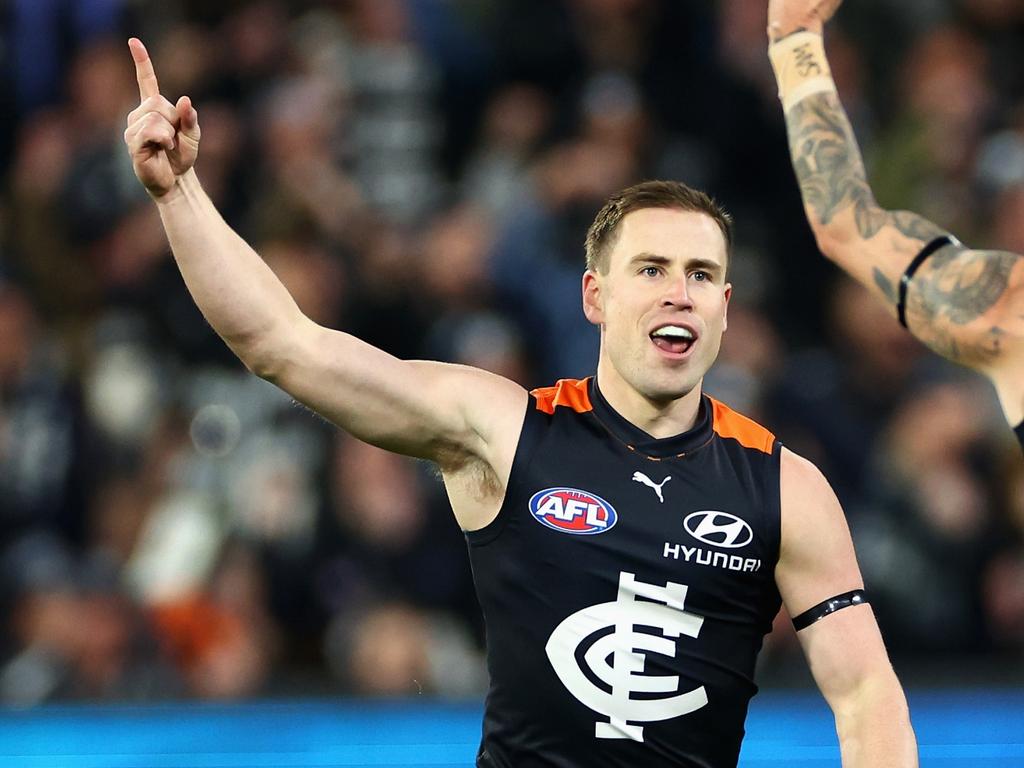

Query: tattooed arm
(767, 3), (1024, 424)
(784, 92), (1022, 369)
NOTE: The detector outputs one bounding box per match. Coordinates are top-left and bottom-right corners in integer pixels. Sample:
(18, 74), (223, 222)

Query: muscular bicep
(905, 246), (1024, 421)
(776, 449), (900, 706)
(269, 317), (528, 463)
(859, 234), (1024, 421)
(886, 241), (1024, 370)
(776, 448), (863, 617)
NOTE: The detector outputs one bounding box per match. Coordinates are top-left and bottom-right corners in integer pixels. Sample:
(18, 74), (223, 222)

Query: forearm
(155, 169), (306, 375)
(770, 34), (946, 288)
(784, 94), (944, 258)
(834, 677), (917, 768)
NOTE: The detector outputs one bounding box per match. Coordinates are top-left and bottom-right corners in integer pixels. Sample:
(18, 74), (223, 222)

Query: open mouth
(650, 325), (696, 356)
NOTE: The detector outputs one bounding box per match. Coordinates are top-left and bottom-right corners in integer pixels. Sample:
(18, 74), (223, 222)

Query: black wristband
(897, 235), (959, 329)
(792, 589), (869, 631)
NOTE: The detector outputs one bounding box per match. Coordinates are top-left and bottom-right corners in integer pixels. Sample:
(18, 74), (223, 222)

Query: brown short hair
(584, 180), (733, 273)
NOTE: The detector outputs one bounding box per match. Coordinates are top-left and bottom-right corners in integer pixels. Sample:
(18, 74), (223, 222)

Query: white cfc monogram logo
(544, 571), (707, 742)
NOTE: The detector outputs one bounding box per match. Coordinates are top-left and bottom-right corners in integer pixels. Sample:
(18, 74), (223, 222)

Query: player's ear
(722, 283), (732, 332)
(582, 270), (604, 326)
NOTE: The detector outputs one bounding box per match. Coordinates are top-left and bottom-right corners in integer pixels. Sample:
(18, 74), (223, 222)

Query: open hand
(768, 0), (843, 42)
(124, 38), (200, 198)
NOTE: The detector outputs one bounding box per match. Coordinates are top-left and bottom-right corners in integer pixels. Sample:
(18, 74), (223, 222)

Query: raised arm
(766, 3), (1024, 426)
(776, 448), (917, 767)
(123, 39), (526, 528)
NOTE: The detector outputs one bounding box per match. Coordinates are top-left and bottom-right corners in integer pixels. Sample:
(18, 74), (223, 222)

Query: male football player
(125, 35), (915, 767)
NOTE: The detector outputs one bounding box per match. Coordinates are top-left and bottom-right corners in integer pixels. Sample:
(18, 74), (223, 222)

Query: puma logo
(632, 472), (671, 503)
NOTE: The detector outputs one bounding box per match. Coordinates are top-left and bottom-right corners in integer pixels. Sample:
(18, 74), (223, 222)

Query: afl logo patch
(683, 511), (753, 549)
(530, 488), (617, 535)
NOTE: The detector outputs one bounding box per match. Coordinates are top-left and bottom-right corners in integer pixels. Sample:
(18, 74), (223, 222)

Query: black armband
(897, 235), (960, 329)
(791, 589), (869, 631)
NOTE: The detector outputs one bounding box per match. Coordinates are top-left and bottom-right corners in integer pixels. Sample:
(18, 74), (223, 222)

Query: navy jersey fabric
(466, 378), (784, 768)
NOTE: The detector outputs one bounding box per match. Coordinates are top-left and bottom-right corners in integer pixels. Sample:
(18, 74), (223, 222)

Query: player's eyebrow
(629, 253), (724, 275)
(684, 258), (724, 275)
(629, 252), (671, 266)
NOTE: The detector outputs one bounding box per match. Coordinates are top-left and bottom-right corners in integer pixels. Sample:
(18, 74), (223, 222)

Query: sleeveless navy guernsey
(466, 378), (784, 768)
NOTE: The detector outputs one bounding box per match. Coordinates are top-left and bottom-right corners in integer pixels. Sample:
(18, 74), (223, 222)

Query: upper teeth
(652, 326), (694, 340)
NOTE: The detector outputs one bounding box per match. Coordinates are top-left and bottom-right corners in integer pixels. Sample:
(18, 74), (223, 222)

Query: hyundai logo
(682, 511), (753, 549)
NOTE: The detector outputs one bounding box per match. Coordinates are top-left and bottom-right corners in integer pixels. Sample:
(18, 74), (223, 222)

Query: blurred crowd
(1, 0), (1024, 705)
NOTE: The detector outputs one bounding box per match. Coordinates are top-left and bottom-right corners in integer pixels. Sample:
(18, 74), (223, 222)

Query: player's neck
(595, 363), (703, 440)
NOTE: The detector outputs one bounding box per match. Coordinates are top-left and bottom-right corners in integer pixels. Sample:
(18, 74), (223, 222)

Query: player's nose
(660, 275), (693, 309)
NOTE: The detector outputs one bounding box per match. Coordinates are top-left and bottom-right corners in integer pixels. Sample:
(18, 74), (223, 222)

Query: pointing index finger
(128, 37), (160, 101)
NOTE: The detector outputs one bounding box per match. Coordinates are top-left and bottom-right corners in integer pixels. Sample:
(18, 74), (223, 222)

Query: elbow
(806, 217), (852, 265)
(803, 199), (886, 264)
(241, 340), (300, 384)
(230, 333), (293, 383)
(833, 675), (916, 765)
(834, 670), (913, 732)
(242, 352), (282, 382)
(230, 316), (310, 383)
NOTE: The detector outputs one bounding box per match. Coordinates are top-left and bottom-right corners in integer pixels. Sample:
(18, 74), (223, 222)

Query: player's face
(583, 208), (731, 403)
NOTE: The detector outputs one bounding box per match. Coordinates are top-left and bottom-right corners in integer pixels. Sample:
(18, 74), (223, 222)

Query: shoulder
(780, 447), (831, 493)
(780, 447), (840, 522)
(778, 447), (850, 561)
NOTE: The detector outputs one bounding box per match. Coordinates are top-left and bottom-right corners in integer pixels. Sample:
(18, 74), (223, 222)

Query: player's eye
(691, 270), (710, 282)
(641, 266), (661, 277)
